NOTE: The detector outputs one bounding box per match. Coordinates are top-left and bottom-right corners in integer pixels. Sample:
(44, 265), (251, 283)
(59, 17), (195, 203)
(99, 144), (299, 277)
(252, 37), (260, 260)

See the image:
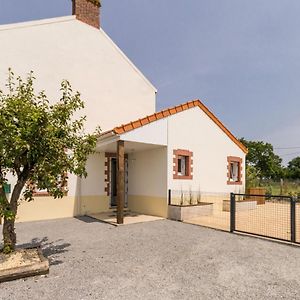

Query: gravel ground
(0, 217), (300, 300)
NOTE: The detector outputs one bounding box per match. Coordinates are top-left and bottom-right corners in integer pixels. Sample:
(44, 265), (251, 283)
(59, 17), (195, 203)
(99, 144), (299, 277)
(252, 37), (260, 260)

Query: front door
(110, 157), (128, 207)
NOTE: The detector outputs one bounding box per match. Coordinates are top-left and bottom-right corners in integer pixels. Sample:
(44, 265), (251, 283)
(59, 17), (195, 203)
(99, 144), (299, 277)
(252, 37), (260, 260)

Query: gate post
(290, 197), (296, 243)
(230, 193), (236, 233)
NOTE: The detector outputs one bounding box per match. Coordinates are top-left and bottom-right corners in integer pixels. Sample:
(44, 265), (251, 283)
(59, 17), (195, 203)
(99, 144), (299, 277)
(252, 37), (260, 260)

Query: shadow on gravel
(17, 237), (71, 266)
(75, 215), (108, 224)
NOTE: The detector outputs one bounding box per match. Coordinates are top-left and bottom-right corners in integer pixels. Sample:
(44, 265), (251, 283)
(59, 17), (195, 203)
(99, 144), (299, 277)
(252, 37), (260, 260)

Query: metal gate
(230, 193), (300, 244)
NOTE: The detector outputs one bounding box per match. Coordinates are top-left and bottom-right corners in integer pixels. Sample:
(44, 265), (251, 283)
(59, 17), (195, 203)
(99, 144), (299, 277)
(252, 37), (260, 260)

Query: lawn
(249, 179), (300, 196)
(266, 180), (300, 196)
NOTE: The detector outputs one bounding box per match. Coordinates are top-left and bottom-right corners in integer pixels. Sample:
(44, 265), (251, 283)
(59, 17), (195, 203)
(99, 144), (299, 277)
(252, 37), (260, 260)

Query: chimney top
(72, 0), (101, 29)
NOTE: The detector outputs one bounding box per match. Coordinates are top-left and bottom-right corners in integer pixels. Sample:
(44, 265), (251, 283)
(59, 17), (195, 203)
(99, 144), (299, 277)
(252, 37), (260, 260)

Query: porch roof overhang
(96, 108), (168, 153)
(95, 121), (167, 153)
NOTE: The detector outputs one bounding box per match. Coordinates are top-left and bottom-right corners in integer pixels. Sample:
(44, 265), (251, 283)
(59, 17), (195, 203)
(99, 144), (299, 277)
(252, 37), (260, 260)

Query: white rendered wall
(121, 119), (168, 146)
(128, 147), (167, 198)
(0, 16), (156, 133)
(167, 107), (246, 194)
(80, 152), (105, 196)
(3, 154), (103, 199)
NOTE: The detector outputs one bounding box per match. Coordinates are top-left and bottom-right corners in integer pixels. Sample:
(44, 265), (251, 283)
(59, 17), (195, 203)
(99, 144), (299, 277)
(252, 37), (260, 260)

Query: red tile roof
(100, 99), (248, 154)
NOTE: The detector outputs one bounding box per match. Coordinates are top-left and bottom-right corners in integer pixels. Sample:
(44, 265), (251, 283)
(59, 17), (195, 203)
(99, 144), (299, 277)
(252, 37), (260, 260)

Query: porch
(88, 210), (164, 226)
(88, 130), (168, 224)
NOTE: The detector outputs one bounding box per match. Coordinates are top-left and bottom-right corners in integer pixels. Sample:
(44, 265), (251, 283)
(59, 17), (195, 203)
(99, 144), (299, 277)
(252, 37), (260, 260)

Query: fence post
(230, 193), (236, 233)
(168, 189), (171, 205)
(290, 197), (296, 243)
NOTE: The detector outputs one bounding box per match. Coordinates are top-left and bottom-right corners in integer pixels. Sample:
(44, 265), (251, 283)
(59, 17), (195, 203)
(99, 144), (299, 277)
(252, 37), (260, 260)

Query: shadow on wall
(17, 237), (71, 266)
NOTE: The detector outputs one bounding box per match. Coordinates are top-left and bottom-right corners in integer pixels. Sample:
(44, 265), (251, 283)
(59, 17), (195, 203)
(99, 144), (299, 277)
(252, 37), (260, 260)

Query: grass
(249, 179), (300, 196)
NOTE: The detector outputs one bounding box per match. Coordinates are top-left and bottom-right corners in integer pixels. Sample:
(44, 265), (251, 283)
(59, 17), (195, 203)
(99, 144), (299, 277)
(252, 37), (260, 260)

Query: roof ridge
(0, 16), (76, 32)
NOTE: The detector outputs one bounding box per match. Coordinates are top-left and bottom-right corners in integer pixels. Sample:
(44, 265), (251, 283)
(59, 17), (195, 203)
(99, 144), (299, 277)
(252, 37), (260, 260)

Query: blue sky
(1, 0), (300, 163)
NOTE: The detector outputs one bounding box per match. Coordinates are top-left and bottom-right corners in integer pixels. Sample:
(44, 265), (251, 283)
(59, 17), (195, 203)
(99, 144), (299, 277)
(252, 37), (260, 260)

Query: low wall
(128, 195), (168, 218)
(170, 193), (230, 213)
(168, 203), (213, 221)
(14, 195), (110, 223)
(16, 196), (78, 223)
(223, 200), (257, 212)
(14, 194), (169, 223)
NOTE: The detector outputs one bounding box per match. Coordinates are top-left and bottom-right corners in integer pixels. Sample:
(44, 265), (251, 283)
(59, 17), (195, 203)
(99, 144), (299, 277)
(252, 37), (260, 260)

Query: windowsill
(33, 192), (50, 197)
(227, 181), (242, 185)
(173, 175), (193, 180)
(33, 192), (68, 197)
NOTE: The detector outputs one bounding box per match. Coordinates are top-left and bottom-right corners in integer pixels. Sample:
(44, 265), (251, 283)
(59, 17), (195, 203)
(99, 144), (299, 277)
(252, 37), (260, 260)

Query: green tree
(0, 70), (97, 253)
(287, 157), (300, 179)
(245, 165), (260, 189)
(240, 138), (283, 180)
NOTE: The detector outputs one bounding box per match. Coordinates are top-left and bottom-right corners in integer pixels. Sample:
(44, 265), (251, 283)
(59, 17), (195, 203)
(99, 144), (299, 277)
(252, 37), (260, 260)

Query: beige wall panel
(16, 196), (78, 223)
(80, 195), (110, 215)
(128, 195), (168, 218)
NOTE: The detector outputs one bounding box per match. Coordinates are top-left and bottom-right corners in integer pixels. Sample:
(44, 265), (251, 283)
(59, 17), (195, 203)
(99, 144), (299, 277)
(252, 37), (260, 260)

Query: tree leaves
(0, 70), (97, 212)
(240, 138), (283, 180)
(287, 157), (300, 179)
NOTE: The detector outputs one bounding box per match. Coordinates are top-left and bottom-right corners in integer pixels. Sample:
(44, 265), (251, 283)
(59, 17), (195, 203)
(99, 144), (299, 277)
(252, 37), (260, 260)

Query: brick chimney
(72, 0), (101, 29)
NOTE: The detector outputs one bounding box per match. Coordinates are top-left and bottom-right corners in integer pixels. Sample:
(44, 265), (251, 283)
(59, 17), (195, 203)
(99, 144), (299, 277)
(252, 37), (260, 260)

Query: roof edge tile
(99, 99), (248, 154)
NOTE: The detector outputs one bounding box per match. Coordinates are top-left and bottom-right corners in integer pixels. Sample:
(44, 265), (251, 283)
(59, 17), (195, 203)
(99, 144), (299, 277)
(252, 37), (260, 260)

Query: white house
(92, 100), (247, 220)
(0, 0), (247, 223)
(0, 1), (156, 133)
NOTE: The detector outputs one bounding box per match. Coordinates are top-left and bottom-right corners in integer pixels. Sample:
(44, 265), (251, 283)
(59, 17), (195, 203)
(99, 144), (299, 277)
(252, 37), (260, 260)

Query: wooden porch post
(117, 140), (125, 224)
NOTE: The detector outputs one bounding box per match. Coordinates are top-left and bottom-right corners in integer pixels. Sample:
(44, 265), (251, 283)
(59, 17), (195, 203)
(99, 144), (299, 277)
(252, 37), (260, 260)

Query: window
(29, 172), (68, 197)
(177, 155), (187, 176)
(173, 149), (193, 180)
(227, 156), (242, 185)
(230, 161), (239, 182)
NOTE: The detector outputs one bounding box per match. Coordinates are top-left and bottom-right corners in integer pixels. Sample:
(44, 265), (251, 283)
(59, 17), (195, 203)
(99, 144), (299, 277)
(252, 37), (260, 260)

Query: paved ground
(186, 201), (300, 242)
(0, 217), (300, 300)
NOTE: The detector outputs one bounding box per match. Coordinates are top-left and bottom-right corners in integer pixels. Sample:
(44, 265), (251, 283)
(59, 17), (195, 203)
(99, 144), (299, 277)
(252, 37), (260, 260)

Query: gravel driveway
(0, 217), (299, 300)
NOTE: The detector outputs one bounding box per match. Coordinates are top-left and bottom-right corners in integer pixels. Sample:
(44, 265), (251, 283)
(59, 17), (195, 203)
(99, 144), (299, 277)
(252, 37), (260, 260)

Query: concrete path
(0, 217), (299, 300)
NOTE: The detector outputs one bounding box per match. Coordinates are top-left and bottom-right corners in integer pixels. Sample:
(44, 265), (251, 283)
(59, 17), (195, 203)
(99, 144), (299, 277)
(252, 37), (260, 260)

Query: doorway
(110, 157), (128, 208)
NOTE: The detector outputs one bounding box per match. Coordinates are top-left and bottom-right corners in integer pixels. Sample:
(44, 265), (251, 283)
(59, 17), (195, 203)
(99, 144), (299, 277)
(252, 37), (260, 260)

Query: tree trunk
(2, 218), (16, 253)
(2, 179), (26, 253)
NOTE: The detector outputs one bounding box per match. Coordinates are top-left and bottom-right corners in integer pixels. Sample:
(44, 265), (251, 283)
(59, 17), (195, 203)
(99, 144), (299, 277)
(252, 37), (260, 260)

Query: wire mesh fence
(297, 202), (300, 244)
(168, 190), (300, 244)
(251, 179), (300, 197)
(232, 193), (299, 244)
(168, 190), (231, 231)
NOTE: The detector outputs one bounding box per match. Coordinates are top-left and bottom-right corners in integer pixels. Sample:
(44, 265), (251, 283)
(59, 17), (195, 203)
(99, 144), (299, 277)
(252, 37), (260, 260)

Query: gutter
(96, 130), (120, 150)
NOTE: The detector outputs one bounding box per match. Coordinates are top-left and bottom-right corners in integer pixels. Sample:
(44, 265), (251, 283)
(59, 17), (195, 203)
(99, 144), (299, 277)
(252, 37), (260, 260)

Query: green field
(252, 180), (300, 196)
